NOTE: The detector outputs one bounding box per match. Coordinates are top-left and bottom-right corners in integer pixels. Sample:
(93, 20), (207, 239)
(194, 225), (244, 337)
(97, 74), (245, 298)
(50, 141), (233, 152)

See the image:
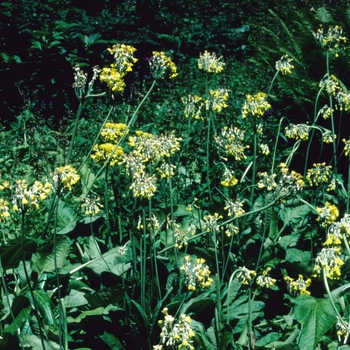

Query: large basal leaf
(285, 248), (311, 264)
(3, 295), (31, 334)
(295, 295), (337, 350)
(31, 236), (71, 275)
(86, 244), (132, 276)
(28, 290), (56, 325)
(99, 332), (126, 350)
(67, 307), (105, 323)
(279, 205), (310, 227)
(0, 238), (37, 270)
(79, 163), (96, 197)
(64, 289), (89, 308)
(56, 199), (77, 234)
(19, 334), (60, 350)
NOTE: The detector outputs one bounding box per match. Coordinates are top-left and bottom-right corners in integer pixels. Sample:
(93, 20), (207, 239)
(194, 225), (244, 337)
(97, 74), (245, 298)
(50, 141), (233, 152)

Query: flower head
(81, 196), (103, 216)
(101, 123), (128, 143)
(275, 54), (294, 75)
(53, 166), (80, 192)
(256, 267), (276, 288)
(313, 246), (344, 279)
(285, 275), (312, 296)
(316, 202), (339, 227)
(182, 94), (204, 120)
(91, 143), (124, 166)
(236, 266), (256, 285)
(206, 88), (229, 113)
(149, 51), (177, 79)
(198, 51), (225, 73)
(306, 162), (332, 187)
(180, 256), (213, 291)
(242, 92), (271, 119)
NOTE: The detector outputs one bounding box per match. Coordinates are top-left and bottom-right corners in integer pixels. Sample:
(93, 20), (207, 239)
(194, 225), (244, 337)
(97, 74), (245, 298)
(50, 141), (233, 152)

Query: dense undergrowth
(3, 2), (350, 350)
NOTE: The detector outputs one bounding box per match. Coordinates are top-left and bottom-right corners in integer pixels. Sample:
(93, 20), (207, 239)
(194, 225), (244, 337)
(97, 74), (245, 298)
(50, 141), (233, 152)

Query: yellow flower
(149, 51), (177, 79)
(53, 166), (80, 192)
(198, 51), (225, 73)
(242, 92), (271, 119)
(275, 54), (294, 75)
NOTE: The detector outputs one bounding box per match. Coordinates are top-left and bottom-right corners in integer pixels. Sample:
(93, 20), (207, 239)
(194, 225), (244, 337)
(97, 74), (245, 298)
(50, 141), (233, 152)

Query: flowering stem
(66, 100), (84, 165)
(206, 113), (212, 203)
(347, 160), (350, 213)
(141, 207), (147, 310)
(21, 212), (47, 350)
(271, 116), (288, 174)
(104, 165), (111, 248)
(267, 71), (279, 96)
(77, 105), (114, 173)
(250, 131), (257, 204)
(322, 267), (348, 330)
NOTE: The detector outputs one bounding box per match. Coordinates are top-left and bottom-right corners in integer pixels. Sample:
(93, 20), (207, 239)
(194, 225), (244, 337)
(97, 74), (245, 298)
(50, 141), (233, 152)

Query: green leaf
(56, 199), (77, 234)
(285, 248), (311, 263)
(279, 205), (310, 227)
(3, 295), (31, 334)
(64, 289), (88, 308)
(19, 334), (60, 350)
(79, 163), (96, 197)
(31, 236), (70, 275)
(316, 7), (333, 23)
(67, 307), (105, 323)
(295, 295), (337, 350)
(99, 332), (126, 350)
(30, 290), (56, 325)
(255, 332), (280, 347)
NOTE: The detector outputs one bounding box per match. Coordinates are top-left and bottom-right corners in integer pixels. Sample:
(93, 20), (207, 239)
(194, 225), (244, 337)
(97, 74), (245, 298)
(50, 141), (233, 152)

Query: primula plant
(4, 11), (350, 350)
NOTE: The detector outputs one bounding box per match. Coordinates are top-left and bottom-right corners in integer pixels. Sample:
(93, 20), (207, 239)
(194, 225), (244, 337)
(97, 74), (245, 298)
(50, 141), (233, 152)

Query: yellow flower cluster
(157, 163), (176, 179)
(53, 165), (80, 192)
(12, 179), (51, 212)
(107, 44), (138, 75)
(285, 123), (310, 140)
(336, 91), (350, 111)
(343, 138), (350, 156)
(259, 143), (270, 155)
(206, 88), (229, 113)
(278, 163), (305, 196)
(181, 94), (204, 120)
(322, 130), (336, 144)
(224, 198), (245, 217)
(129, 172), (157, 199)
(313, 25), (347, 53)
(100, 44), (137, 93)
(257, 172), (277, 191)
(155, 308), (195, 350)
(203, 212), (223, 233)
(236, 266), (256, 285)
(198, 51), (225, 74)
(319, 105), (333, 119)
(313, 246), (344, 279)
(180, 255), (213, 291)
(91, 143), (124, 167)
(149, 51), (177, 79)
(256, 267), (277, 288)
(306, 162), (332, 187)
(0, 198), (10, 222)
(221, 168), (238, 187)
(173, 222), (196, 249)
(284, 275), (312, 296)
(316, 202), (339, 227)
(319, 74), (341, 96)
(224, 223), (239, 237)
(101, 122), (128, 143)
(242, 92), (271, 119)
(275, 54), (294, 75)
(81, 196), (103, 216)
(215, 126), (249, 161)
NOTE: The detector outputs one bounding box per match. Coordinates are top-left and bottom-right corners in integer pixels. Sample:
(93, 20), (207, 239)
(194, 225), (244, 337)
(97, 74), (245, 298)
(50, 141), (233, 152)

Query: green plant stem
(21, 212), (46, 350)
(0, 257), (25, 350)
(104, 165), (111, 248)
(250, 131), (257, 204)
(141, 207), (147, 311)
(77, 105), (114, 173)
(60, 298), (68, 350)
(271, 116), (287, 174)
(66, 101), (84, 165)
(53, 197), (64, 349)
(206, 113), (212, 203)
(168, 168), (179, 266)
(347, 159), (350, 213)
(322, 267), (348, 330)
(267, 70), (279, 96)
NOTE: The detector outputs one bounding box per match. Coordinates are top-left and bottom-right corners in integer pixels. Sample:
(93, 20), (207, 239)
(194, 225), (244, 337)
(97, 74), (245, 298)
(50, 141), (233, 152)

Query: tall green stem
(250, 131), (257, 204)
(66, 101), (84, 165)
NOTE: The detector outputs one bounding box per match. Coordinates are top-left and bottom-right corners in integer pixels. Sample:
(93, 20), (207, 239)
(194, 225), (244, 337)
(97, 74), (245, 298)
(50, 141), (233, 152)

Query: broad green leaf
(67, 307), (105, 323)
(0, 238), (37, 270)
(56, 199), (77, 234)
(295, 295), (337, 350)
(31, 236), (71, 275)
(3, 295), (31, 334)
(179, 292), (213, 315)
(285, 248), (311, 263)
(131, 300), (150, 332)
(278, 234), (300, 249)
(19, 334), (60, 350)
(223, 278), (241, 306)
(279, 205), (310, 227)
(64, 289), (88, 308)
(99, 332), (126, 350)
(255, 332), (280, 347)
(79, 163), (96, 197)
(30, 290), (56, 325)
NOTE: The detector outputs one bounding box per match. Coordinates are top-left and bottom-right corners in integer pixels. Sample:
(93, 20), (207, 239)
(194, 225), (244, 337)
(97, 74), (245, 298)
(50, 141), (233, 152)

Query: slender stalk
(206, 112), (212, 203)
(250, 131), (257, 204)
(104, 165), (111, 248)
(141, 207), (147, 310)
(271, 117), (287, 174)
(66, 101), (84, 165)
(347, 159), (350, 213)
(60, 298), (68, 350)
(0, 257), (25, 350)
(20, 212), (46, 350)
